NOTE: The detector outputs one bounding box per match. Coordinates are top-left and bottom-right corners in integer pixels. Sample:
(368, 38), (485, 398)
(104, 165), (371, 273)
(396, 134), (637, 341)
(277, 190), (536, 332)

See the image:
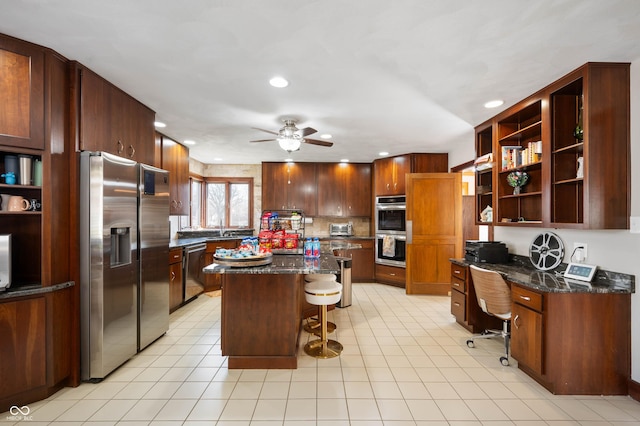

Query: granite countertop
(203, 253), (340, 275)
(170, 236), (249, 249)
(0, 281), (75, 300)
(451, 255), (634, 294)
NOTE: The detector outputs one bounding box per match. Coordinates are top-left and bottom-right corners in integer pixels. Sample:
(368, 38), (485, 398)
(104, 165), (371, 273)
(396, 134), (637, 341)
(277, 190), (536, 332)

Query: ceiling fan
(250, 119), (334, 152)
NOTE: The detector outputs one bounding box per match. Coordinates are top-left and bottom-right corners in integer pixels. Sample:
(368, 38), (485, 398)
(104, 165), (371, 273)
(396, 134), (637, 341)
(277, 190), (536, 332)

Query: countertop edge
(0, 281), (75, 301)
(450, 258), (634, 294)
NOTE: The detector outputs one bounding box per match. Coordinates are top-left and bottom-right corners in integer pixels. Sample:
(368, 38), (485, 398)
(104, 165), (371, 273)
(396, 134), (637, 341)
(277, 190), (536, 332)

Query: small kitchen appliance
(329, 222), (353, 237)
(464, 240), (509, 263)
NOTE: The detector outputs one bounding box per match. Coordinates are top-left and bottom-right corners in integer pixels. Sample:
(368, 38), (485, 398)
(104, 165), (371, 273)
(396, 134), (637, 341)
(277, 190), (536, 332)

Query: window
(204, 178), (253, 229)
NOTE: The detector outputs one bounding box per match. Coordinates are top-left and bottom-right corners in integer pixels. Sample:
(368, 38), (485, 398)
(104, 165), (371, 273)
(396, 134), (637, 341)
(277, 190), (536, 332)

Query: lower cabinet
(449, 262), (502, 333)
(204, 240), (239, 292)
(510, 283), (630, 395)
(333, 239), (375, 282)
(169, 248), (183, 313)
(0, 285), (74, 413)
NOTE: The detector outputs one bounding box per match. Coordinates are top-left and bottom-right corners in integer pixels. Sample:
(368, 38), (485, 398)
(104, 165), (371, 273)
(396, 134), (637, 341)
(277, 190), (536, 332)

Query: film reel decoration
(529, 232), (564, 271)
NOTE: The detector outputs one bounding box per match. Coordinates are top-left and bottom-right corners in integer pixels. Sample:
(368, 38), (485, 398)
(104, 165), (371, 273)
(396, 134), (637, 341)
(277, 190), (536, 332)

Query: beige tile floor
(3, 283), (640, 425)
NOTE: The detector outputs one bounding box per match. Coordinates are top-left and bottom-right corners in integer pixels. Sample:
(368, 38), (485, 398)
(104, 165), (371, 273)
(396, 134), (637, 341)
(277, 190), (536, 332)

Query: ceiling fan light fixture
(277, 137), (301, 152)
(269, 76), (289, 88)
(320, 134), (332, 139)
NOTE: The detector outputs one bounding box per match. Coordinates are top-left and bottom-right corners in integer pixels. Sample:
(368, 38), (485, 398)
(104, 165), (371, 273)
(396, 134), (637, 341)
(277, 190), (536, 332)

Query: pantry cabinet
(71, 62), (156, 166)
(316, 163), (371, 217)
(0, 34), (45, 150)
(373, 153), (448, 196)
(160, 133), (190, 215)
(476, 62), (630, 229)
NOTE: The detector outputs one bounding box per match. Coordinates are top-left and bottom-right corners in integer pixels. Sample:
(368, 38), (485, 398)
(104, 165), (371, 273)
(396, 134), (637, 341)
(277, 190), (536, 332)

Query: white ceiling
(2, 0), (640, 164)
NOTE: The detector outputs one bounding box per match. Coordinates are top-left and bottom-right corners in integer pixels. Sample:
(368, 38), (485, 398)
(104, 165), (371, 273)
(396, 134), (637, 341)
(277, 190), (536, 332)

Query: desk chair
(467, 265), (512, 366)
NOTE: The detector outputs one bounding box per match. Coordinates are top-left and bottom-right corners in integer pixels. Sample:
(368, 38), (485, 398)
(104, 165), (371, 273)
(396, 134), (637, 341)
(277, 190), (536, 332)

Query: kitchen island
(203, 253), (340, 369)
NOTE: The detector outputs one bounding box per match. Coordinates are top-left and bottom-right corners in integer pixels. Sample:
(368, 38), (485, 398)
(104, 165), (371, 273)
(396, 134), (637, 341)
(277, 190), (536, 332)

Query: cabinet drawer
(450, 288), (466, 320)
(512, 284), (543, 312)
(169, 248), (183, 264)
(450, 263), (466, 280)
(451, 276), (466, 293)
(375, 264), (406, 284)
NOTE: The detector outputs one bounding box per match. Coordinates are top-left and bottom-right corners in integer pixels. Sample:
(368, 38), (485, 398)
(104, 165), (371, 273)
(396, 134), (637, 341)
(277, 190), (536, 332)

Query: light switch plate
(630, 216), (640, 234)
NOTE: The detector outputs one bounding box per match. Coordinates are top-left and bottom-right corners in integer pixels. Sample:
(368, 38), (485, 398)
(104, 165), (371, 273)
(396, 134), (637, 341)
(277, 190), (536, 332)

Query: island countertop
(203, 253), (340, 275)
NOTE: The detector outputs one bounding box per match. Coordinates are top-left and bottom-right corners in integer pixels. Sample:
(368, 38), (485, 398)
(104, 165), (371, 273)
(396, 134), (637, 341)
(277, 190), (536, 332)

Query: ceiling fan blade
(299, 127), (318, 137)
(251, 127), (279, 136)
(304, 138), (333, 147)
(250, 138), (277, 143)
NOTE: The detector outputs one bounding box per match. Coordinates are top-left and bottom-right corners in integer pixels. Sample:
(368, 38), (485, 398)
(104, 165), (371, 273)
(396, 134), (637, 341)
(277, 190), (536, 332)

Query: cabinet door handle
(513, 314), (520, 329)
(128, 144), (136, 158)
(452, 282), (460, 288)
(519, 295), (531, 301)
(386, 183), (390, 190)
(178, 201), (183, 208)
(389, 273), (396, 276)
(454, 270), (460, 275)
(453, 302), (461, 307)
(172, 200), (178, 208)
(116, 140), (124, 154)
(171, 271), (176, 281)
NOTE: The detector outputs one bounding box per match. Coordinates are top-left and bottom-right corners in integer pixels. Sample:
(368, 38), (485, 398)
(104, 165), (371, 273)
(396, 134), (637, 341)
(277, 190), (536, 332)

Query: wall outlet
(573, 242), (588, 263)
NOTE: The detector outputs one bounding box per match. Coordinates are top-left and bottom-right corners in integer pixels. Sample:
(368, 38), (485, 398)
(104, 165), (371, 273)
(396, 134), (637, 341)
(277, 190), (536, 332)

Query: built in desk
(203, 254), (339, 369)
(450, 255), (635, 395)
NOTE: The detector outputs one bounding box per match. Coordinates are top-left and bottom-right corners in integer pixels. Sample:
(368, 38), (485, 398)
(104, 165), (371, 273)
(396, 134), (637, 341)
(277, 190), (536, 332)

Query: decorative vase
(513, 186), (521, 195)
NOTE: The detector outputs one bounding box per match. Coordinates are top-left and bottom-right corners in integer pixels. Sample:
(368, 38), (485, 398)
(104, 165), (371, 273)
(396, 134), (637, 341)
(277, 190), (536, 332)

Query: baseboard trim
(629, 379), (640, 401)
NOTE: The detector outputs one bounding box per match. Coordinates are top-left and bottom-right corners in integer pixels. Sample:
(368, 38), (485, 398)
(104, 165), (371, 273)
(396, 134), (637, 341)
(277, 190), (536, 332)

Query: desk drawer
(512, 284), (543, 312)
(451, 276), (466, 293)
(450, 288), (466, 320)
(450, 263), (466, 280)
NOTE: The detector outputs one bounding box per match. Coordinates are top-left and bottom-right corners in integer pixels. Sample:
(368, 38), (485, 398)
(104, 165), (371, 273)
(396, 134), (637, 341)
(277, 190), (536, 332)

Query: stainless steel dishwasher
(184, 242), (207, 302)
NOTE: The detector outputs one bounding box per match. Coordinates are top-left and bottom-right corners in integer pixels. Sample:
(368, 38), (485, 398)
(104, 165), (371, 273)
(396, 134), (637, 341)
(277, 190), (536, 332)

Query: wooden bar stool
(303, 279), (343, 359)
(303, 274), (337, 336)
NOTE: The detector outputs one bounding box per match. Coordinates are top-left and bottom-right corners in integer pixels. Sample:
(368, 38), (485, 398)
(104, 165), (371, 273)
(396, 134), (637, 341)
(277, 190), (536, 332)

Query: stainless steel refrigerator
(80, 152), (169, 381)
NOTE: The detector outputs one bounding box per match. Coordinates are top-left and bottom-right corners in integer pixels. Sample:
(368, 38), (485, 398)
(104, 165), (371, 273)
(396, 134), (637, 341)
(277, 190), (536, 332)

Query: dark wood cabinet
(450, 262), (509, 334)
(374, 263), (406, 287)
(71, 62), (156, 166)
(169, 248), (183, 313)
(477, 62), (630, 229)
(374, 153), (448, 196)
(316, 163), (371, 217)
(160, 133), (189, 215)
(333, 239), (374, 282)
(262, 162), (317, 216)
(0, 297), (46, 398)
(510, 282), (630, 395)
(203, 240), (238, 292)
(0, 34), (45, 150)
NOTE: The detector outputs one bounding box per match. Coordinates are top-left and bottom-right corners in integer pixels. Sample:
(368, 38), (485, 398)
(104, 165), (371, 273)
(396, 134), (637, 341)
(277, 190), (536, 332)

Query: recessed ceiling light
(284, 158), (294, 163)
(484, 99), (504, 109)
(269, 76), (289, 88)
(320, 134), (332, 139)
(183, 140), (196, 145)
(214, 157), (223, 161)
(340, 159), (349, 163)
(154, 121), (166, 128)
(379, 151), (389, 156)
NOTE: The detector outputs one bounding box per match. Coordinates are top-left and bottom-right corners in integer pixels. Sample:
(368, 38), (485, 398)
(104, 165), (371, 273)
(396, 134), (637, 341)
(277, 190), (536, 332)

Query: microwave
(375, 195), (406, 234)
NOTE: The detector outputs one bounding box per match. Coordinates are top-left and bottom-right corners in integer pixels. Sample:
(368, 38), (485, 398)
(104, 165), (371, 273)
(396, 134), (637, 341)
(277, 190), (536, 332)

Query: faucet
(219, 219), (225, 237)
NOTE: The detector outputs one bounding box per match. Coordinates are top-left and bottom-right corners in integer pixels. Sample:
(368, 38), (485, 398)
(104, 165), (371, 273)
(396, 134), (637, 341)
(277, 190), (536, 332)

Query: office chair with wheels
(467, 265), (512, 366)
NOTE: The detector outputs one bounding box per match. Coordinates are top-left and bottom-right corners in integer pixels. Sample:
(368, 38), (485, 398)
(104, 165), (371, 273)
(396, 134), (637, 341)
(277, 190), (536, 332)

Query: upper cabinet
(0, 34), (45, 150)
(316, 163), (371, 217)
(262, 162), (317, 216)
(476, 62), (630, 229)
(374, 153), (448, 196)
(160, 133), (190, 216)
(70, 62), (156, 166)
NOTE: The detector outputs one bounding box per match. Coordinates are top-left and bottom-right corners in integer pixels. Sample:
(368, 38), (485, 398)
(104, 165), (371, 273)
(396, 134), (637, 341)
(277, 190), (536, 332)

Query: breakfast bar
(203, 254), (340, 369)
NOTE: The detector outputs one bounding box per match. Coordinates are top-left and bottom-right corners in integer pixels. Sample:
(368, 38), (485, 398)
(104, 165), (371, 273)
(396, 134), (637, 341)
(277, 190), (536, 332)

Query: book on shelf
(501, 141), (542, 170)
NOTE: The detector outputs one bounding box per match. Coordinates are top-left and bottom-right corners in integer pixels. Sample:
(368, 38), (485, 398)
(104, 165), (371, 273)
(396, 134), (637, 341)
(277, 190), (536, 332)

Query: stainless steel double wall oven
(375, 195), (406, 267)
